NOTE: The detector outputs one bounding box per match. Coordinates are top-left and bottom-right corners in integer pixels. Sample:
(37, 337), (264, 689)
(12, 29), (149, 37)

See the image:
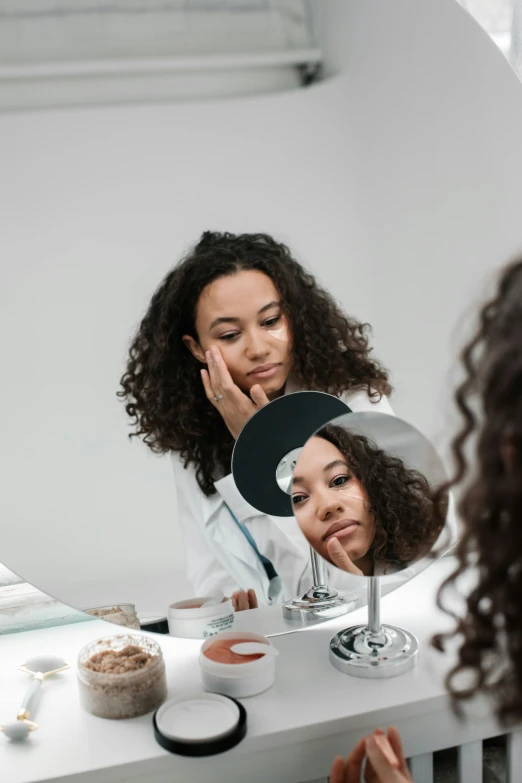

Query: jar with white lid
(168, 596), (234, 639)
(199, 630), (276, 698)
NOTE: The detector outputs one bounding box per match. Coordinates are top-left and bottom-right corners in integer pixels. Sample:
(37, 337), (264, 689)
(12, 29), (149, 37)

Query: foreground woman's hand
(329, 727), (412, 783)
(230, 589), (258, 612)
(201, 345), (269, 439)
(327, 538), (364, 576)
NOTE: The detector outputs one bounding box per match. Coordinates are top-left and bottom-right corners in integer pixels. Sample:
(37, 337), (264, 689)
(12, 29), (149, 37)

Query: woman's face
(185, 270), (293, 399)
(291, 436), (374, 568)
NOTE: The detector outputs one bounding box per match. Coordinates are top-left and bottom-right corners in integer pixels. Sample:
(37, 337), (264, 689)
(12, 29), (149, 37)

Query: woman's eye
(331, 475), (350, 488)
(263, 316), (281, 327)
(218, 332), (240, 341)
(292, 494), (307, 506)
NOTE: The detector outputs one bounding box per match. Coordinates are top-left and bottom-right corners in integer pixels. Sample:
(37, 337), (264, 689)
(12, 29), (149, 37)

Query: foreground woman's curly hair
(118, 231), (391, 496)
(433, 257), (522, 726)
(315, 425), (445, 571)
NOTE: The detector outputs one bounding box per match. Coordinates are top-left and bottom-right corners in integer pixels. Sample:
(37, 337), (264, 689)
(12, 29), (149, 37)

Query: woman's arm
(172, 454), (272, 603)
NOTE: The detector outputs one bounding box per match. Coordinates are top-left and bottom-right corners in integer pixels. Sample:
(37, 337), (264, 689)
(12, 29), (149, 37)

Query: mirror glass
(275, 447), (303, 494)
(290, 412), (454, 580)
(2, 0), (519, 638)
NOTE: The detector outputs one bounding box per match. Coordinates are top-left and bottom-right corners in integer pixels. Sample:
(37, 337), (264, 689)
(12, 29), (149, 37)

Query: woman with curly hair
(291, 426), (444, 577)
(326, 257), (522, 781)
(118, 231), (393, 606)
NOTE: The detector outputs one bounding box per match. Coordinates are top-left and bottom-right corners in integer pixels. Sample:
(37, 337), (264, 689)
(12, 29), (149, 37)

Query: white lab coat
(172, 380), (399, 606)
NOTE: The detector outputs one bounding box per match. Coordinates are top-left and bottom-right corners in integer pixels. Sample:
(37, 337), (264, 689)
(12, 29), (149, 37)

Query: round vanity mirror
(290, 411), (455, 677)
(290, 411), (451, 579)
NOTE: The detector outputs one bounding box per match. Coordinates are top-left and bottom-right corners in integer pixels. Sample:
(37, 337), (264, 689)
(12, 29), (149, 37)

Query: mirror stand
(329, 577), (418, 678)
(282, 547), (355, 624)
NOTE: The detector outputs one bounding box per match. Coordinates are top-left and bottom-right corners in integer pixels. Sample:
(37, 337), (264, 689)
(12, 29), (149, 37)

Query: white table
(1, 558), (506, 783)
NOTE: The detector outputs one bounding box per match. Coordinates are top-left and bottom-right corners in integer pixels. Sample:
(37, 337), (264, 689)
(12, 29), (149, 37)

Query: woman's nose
(244, 331), (270, 359)
(318, 495), (344, 522)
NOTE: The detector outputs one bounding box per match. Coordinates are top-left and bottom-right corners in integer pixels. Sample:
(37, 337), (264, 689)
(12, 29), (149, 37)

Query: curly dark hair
(432, 257), (522, 726)
(315, 425), (445, 571)
(118, 231), (392, 496)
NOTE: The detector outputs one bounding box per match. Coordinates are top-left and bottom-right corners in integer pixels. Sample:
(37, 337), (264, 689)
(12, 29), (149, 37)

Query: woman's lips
(323, 521), (359, 542)
(248, 363), (280, 379)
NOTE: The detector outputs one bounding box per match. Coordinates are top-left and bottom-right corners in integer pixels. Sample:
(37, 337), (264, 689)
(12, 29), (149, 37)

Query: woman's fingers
(200, 369), (215, 401)
(386, 728), (411, 777)
(364, 735), (405, 782)
(345, 737), (368, 780)
(205, 349), (222, 397)
(250, 384), (270, 408)
(247, 588), (258, 609)
(328, 756), (346, 783)
(327, 537), (363, 575)
(231, 590), (249, 611)
(209, 345), (235, 393)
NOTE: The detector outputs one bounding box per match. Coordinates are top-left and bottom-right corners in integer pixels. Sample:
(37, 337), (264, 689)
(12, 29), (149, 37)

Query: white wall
(319, 0), (522, 454)
(0, 75), (374, 614)
(2, 0), (522, 616)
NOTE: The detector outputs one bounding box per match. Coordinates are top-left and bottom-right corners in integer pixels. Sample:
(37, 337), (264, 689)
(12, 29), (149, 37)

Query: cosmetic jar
(199, 631), (276, 697)
(77, 634), (167, 719)
(168, 596), (234, 639)
(84, 603), (140, 630)
(153, 692), (247, 756)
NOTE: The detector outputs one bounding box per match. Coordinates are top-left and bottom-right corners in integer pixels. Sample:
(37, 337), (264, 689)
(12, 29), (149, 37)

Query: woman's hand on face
(327, 538), (364, 576)
(230, 589), (258, 612)
(200, 345), (270, 440)
(329, 727), (412, 783)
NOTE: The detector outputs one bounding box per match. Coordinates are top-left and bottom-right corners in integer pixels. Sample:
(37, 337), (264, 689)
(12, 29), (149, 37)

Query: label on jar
(202, 613), (235, 638)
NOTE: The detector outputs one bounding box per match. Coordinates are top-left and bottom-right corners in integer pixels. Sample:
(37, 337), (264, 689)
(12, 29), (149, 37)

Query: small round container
(77, 634), (167, 719)
(168, 596), (234, 639)
(199, 631), (276, 698)
(153, 692), (247, 756)
(84, 603), (141, 630)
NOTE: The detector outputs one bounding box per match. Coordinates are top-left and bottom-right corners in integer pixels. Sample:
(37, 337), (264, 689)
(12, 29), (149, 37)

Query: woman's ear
(182, 335), (206, 363)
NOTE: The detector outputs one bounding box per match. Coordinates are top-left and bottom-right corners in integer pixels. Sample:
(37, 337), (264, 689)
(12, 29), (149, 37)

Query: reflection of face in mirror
(291, 426), (445, 577)
(182, 269), (293, 404)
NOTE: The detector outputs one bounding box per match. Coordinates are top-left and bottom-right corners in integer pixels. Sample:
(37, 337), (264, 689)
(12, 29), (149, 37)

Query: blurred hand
(201, 345), (269, 440)
(230, 589), (258, 612)
(329, 728), (412, 783)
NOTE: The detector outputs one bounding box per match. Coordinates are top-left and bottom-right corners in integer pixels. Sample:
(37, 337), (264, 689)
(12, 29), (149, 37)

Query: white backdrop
(1, 0), (522, 616)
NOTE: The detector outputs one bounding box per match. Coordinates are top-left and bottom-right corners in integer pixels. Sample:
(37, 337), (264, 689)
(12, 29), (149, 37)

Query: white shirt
(171, 383), (397, 605)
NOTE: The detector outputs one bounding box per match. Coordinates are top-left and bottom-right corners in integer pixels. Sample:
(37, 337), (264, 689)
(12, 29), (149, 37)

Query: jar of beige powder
(77, 634), (167, 719)
(84, 603), (141, 630)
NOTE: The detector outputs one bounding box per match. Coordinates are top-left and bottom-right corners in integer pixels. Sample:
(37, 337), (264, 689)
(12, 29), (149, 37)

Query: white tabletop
(1, 557), (502, 783)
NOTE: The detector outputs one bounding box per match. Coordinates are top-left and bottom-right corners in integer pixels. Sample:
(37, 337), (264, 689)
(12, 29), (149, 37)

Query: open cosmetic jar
(199, 631), (276, 698)
(84, 603), (140, 630)
(77, 634), (167, 719)
(168, 596), (234, 639)
(153, 693), (247, 756)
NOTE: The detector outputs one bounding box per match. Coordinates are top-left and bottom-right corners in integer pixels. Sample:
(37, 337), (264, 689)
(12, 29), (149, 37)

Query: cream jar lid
(153, 693), (246, 756)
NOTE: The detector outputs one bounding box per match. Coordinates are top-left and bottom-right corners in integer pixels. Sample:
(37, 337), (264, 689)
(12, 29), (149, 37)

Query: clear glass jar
(77, 634), (167, 719)
(84, 603), (141, 630)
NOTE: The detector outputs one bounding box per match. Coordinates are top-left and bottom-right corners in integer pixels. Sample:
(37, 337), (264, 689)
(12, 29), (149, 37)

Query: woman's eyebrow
(323, 459), (349, 472)
(209, 301), (281, 330)
(258, 300), (281, 314)
(293, 459), (349, 486)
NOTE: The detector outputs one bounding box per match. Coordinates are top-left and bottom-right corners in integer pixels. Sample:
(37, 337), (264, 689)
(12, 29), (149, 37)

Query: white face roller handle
(230, 642), (279, 657)
(18, 678), (43, 721)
